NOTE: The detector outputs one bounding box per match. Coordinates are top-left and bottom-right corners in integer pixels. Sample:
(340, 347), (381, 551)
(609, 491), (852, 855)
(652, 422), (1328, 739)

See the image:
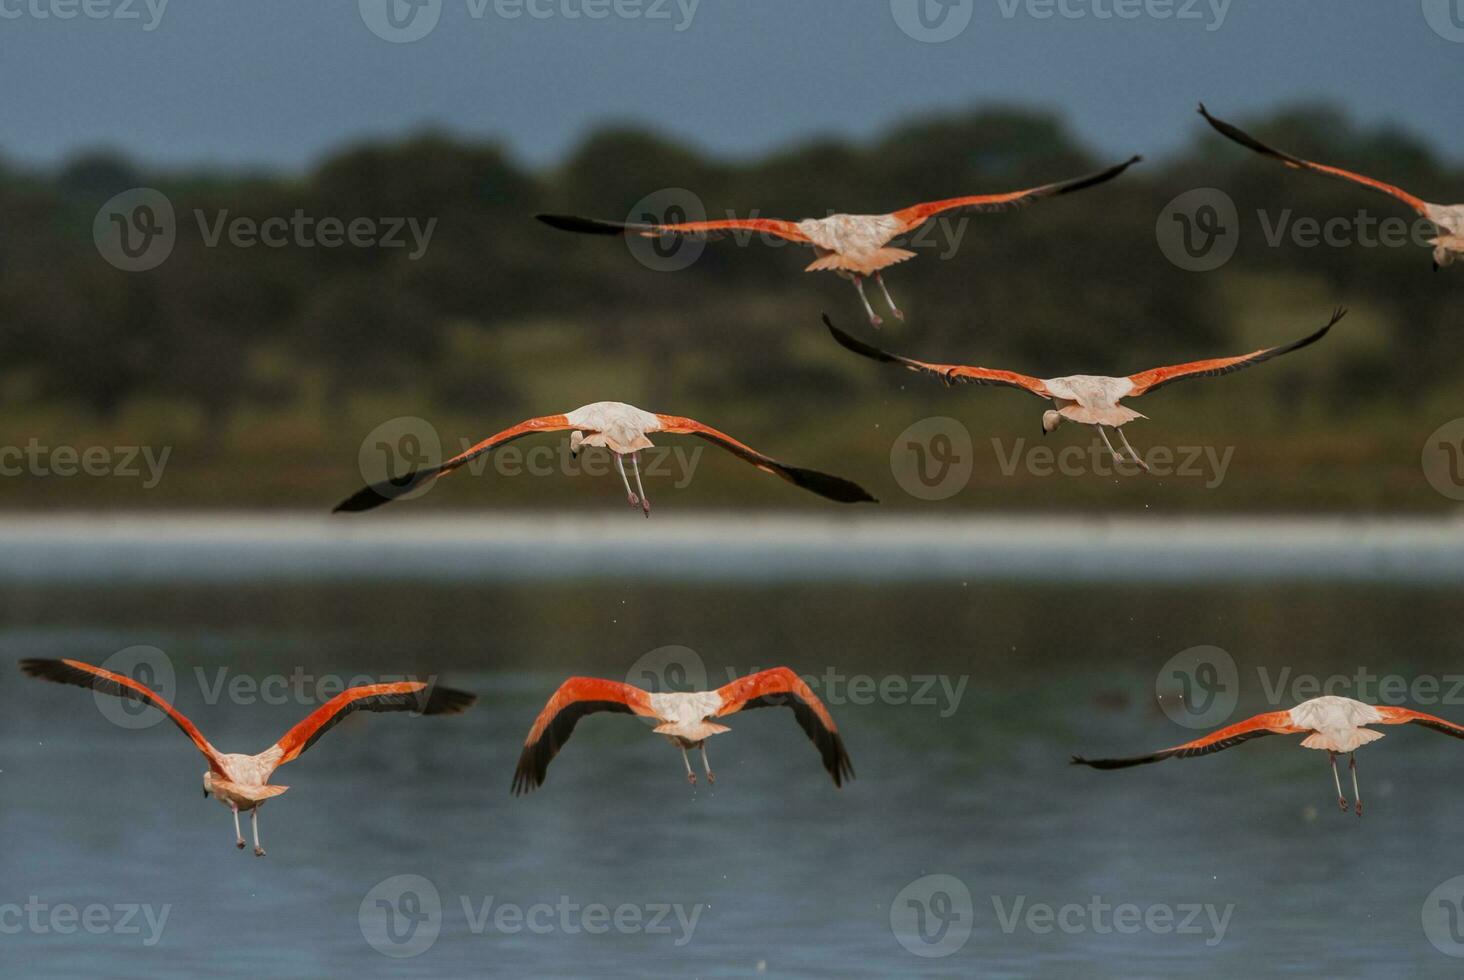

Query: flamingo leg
(681, 746), (696, 786)
(233, 807), (245, 850)
(631, 452), (650, 518)
(1116, 428), (1150, 472)
(1329, 751), (1348, 813)
(251, 808), (266, 858)
(1097, 426), (1124, 465)
(852, 276), (883, 328)
(1350, 754), (1362, 817)
(615, 454), (639, 510)
(874, 272), (904, 321)
(700, 743), (715, 784)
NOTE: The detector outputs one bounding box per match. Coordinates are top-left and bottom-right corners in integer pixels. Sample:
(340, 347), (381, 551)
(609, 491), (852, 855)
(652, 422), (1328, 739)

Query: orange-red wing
(890, 155), (1141, 230)
(272, 681), (476, 766)
(1376, 706), (1464, 740)
(1125, 308), (1342, 398)
(1198, 104), (1429, 214)
(653, 414), (876, 504)
(333, 413), (573, 513)
(512, 678), (656, 795)
(536, 213), (811, 244)
(20, 658), (226, 773)
(715, 667), (854, 787)
(1072, 710), (1303, 770)
(824, 315), (1051, 397)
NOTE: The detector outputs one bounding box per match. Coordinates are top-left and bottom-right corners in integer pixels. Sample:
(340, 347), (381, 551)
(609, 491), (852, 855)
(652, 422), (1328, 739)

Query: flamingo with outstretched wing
(1199, 103), (1463, 270)
(333, 401), (876, 515)
(1073, 695), (1464, 817)
(21, 658), (475, 855)
(537, 155), (1141, 326)
(511, 667), (853, 794)
(825, 307), (1341, 469)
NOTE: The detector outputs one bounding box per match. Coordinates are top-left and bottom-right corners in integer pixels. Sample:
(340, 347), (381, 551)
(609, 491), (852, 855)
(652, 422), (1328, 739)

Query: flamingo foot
(1356, 800), (1363, 818)
(236, 838), (246, 850)
(626, 492), (639, 510)
(686, 772), (697, 786)
(254, 846), (267, 858)
(641, 497), (651, 519)
(707, 770), (715, 784)
(1337, 796), (1349, 813)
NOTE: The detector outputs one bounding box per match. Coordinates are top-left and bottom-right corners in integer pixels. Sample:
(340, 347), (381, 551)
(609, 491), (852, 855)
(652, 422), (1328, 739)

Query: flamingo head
(1433, 243), (1456, 271)
(569, 430), (585, 457)
(1041, 410), (1063, 436)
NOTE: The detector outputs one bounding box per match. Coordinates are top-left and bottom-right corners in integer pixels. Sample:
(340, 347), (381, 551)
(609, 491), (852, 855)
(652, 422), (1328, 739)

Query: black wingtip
(332, 468), (439, 514)
(534, 213), (628, 236)
(822, 314), (899, 365)
(332, 484), (396, 514)
(510, 748), (542, 797)
(783, 465), (878, 505)
(19, 657), (59, 680)
(421, 685), (477, 716)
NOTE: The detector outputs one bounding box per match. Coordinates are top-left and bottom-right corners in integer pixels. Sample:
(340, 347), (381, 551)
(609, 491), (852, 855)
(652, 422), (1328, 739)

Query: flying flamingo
(1072, 695), (1464, 817)
(511, 667), (853, 794)
(824, 308), (1342, 468)
(333, 400), (876, 515)
(535, 156), (1141, 327)
(1199, 104), (1464, 271)
(20, 658), (476, 855)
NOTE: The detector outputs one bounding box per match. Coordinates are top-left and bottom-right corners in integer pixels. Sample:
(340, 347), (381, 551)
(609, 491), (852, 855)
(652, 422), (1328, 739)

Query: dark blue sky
(2, 1), (1460, 171)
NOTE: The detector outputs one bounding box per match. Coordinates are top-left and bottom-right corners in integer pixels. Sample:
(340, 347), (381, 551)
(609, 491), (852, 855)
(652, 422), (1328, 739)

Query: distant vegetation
(1, 104), (1460, 512)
